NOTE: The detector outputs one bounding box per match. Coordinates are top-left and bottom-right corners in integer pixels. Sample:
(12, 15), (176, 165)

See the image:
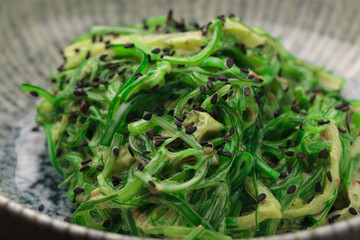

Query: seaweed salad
(22, 11), (360, 239)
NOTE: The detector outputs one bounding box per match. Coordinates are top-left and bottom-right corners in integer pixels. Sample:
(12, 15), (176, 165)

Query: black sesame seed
(309, 95), (316, 104)
(257, 193), (266, 203)
(151, 48), (160, 54)
(96, 165), (104, 172)
(30, 91), (39, 97)
(318, 149), (328, 159)
(288, 163), (293, 174)
(38, 204), (44, 211)
(342, 105), (350, 112)
(331, 214), (341, 220)
(154, 139), (164, 147)
(124, 43), (134, 48)
(112, 176), (121, 182)
(185, 126), (197, 134)
(117, 67), (126, 75)
(64, 216), (70, 222)
(236, 42), (247, 54)
(135, 72), (143, 80)
(100, 80), (109, 85)
(217, 147), (224, 155)
(244, 87), (251, 96)
(167, 109), (174, 116)
(81, 158), (92, 165)
(208, 76), (216, 81)
(187, 98), (194, 104)
(227, 90), (234, 97)
(240, 67), (249, 74)
(176, 120), (182, 128)
(206, 81), (213, 89)
(113, 147), (119, 157)
(157, 106), (165, 116)
(287, 185), (296, 194)
(91, 35), (96, 43)
(221, 151), (232, 158)
(200, 44), (207, 49)
(276, 53), (281, 62)
(148, 180), (156, 188)
(284, 151), (294, 157)
(80, 165), (89, 172)
(226, 58), (234, 68)
(162, 47), (170, 52)
(55, 148), (62, 157)
(291, 106), (300, 113)
(218, 75), (228, 81)
(107, 63), (119, 70)
(143, 112), (152, 121)
(224, 135), (231, 142)
(222, 94), (228, 101)
(80, 101), (90, 114)
(103, 220), (111, 228)
(315, 181), (322, 193)
(338, 127), (347, 134)
(99, 54), (107, 61)
(73, 187), (85, 195)
(279, 171), (288, 178)
(318, 119), (330, 125)
(75, 48), (80, 53)
(79, 140), (88, 147)
(274, 109), (282, 118)
(267, 162), (277, 168)
(229, 127), (235, 136)
(307, 196), (315, 204)
(91, 82), (99, 88)
(185, 122), (194, 128)
(255, 94), (262, 105)
(327, 171), (332, 182)
(57, 64), (64, 72)
(146, 131), (154, 140)
(200, 141), (208, 146)
(209, 110), (215, 118)
(217, 14), (225, 22)
(127, 145), (134, 157)
(296, 152), (307, 159)
(278, 68), (282, 77)
(137, 163), (144, 171)
(211, 93), (218, 104)
(335, 103), (344, 110)
(306, 166), (314, 174)
(200, 85), (206, 94)
(248, 75), (255, 80)
(85, 51), (91, 60)
(151, 84), (159, 93)
(174, 116), (184, 122)
(349, 207), (358, 215)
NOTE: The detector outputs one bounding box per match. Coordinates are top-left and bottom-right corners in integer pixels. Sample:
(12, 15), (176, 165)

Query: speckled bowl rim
(1, 194), (359, 239)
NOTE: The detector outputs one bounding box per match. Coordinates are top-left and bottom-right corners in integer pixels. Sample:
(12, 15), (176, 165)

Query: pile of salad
(22, 12), (360, 239)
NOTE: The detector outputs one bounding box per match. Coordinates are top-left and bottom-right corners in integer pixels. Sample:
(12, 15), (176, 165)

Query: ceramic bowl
(0, 0), (359, 239)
